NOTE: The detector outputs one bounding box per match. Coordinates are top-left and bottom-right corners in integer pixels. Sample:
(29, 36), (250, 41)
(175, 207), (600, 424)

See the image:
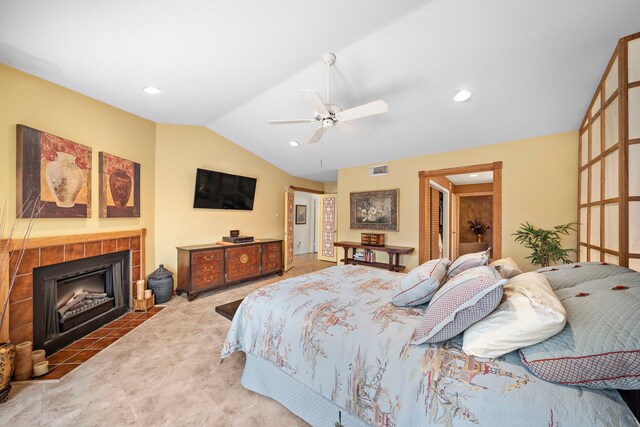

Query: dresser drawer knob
(240, 254), (249, 264)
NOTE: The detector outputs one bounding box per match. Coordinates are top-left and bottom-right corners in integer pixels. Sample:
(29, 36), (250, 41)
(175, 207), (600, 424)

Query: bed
(221, 264), (639, 426)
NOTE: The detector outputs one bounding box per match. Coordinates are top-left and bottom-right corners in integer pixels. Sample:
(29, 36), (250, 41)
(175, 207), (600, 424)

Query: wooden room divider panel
(578, 32), (640, 270)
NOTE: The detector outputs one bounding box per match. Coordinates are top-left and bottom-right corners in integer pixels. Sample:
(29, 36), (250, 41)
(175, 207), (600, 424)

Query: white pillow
(462, 272), (566, 359)
(392, 258), (450, 307)
(489, 257), (523, 279)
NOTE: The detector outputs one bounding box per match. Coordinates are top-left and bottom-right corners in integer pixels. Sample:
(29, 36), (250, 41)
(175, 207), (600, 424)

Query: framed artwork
(295, 204), (307, 225)
(350, 189), (399, 231)
(99, 152), (140, 218)
(16, 124), (92, 218)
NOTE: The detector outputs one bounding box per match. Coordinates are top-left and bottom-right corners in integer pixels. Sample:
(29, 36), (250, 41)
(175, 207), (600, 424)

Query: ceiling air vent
(368, 165), (389, 176)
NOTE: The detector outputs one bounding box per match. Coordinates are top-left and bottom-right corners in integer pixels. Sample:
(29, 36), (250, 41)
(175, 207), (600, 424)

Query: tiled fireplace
(5, 229), (146, 346)
(33, 250), (130, 354)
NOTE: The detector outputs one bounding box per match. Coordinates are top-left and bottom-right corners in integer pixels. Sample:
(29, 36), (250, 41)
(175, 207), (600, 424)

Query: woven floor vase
(147, 264), (173, 304)
(0, 342), (16, 403)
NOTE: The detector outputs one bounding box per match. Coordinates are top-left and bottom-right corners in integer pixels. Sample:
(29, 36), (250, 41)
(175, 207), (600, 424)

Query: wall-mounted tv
(193, 168), (257, 210)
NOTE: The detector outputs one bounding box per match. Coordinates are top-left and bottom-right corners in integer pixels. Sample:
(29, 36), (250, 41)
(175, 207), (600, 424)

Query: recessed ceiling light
(469, 173), (478, 177)
(289, 140), (300, 147)
(143, 86), (162, 95)
(454, 89), (472, 102)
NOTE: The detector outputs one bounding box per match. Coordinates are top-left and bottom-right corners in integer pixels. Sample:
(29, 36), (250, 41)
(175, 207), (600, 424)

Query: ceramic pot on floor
(0, 342), (16, 403)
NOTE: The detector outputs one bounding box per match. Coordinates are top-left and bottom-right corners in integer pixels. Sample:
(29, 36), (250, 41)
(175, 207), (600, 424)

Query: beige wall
(337, 131), (578, 271)
(154, 124), (323, 278)
(0, 65), (157, 273)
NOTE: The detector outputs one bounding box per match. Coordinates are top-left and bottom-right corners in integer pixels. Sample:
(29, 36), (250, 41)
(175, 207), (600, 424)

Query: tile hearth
(36, 307), (165, 381)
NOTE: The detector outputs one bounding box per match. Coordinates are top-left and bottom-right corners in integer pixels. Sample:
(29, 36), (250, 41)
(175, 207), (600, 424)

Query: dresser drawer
(262, 250), (281, 262)
(262, 257), (281, 274)
(226, 245), (260, 282)
(191, 270), (224, 291)
(263, 242), (281, 254)
(192, 249), (223, 265)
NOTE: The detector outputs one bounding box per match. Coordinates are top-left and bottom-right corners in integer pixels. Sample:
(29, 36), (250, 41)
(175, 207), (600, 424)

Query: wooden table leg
(344, 247), (350, 264)
(388, 253), (394, 271)
(395, 253), (401, 272)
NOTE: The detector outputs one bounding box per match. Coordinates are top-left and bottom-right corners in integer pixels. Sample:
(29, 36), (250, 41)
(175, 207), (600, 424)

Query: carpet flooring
(2, 254), (333, 426)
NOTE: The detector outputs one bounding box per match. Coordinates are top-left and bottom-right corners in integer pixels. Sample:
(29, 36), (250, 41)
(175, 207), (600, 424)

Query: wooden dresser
(176, 239), (283, 300)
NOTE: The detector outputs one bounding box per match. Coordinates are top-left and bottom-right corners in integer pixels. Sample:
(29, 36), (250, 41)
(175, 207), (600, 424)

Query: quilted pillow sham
(411, 266), (506, 344)
(538, 262), (634, 291)
(463, 272), (566, 359)
(519, 272), (640, 389)
(392, 258), (451, 307)
(446, 249), (490, 280)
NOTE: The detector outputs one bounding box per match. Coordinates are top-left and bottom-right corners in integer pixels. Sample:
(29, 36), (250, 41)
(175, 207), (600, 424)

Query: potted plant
(512, 221), (577, 268)
(0, 197), (40, 403)
(467, 218), (490, 243)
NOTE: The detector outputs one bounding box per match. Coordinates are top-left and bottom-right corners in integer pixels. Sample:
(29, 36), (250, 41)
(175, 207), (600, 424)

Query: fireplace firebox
(33, 251), (130, 354)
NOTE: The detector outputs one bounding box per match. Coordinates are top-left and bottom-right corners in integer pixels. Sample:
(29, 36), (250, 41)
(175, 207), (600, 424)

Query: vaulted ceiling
(1, 0), (639, 182)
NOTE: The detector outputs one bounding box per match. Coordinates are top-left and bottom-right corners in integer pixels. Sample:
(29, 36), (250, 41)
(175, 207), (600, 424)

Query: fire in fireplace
(33, 250), (130, 354)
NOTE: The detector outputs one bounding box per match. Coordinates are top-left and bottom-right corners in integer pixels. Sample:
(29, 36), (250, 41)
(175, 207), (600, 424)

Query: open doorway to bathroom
(418, 162), (502, 264)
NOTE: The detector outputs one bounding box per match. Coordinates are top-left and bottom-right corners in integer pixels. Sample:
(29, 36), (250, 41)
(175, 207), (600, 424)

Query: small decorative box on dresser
(176, 239), (283, 300)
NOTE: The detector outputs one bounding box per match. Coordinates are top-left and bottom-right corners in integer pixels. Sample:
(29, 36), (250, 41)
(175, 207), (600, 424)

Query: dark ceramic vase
(147, 265), (174, 304)
(109, 169), (132, 208)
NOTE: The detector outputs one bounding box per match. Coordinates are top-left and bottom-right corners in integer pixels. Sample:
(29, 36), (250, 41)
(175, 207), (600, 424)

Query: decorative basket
(147, 264), (173, 304)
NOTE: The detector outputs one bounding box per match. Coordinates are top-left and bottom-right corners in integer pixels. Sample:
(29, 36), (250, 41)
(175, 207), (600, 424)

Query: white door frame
(429, 180), (450, 259)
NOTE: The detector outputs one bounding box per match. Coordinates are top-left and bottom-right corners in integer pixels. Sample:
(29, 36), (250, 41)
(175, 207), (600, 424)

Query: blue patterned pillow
(412, 266), (506, 344)
(392, 258), (450, 307)
(446, 249), (490, 281)
(520, 272), (640, 389)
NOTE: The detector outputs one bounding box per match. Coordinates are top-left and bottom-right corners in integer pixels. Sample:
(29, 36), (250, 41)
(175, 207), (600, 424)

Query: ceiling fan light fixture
(454, 89), (472, 102)
(143, 86), (162, 95)
(289, 140), (300, 148)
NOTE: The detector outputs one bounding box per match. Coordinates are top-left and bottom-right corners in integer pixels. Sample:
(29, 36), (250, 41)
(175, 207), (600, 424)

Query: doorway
(284, 186), (337, 272)
(293, 191), (320, 256)
(419, 162), (502, 264)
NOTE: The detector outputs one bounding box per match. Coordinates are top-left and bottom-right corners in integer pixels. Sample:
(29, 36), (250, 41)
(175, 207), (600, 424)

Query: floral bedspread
(222, 265), (637, 427)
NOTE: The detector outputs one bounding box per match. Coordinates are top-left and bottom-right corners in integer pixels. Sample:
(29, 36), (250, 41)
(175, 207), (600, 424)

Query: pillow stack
(392, 258), (450, 307)
(411, 266), (506, 344)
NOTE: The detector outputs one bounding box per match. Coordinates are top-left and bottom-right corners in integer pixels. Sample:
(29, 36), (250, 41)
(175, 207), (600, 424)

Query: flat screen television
(193, 168), (257, 210)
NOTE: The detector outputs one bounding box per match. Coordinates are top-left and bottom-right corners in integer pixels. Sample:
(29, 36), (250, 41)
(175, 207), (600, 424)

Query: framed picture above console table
(176, 239), (283, 301)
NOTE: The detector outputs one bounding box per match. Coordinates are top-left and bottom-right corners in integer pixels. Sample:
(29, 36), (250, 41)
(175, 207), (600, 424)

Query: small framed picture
(295, 204), (307, 224)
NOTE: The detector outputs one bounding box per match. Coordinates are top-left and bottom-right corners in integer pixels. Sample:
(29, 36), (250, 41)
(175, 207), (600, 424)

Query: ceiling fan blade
(336, 122), (371, 138)
(336, 100), (388, 122)
(268, 119), (317, 125)
(307, 126), (328, 145)
(301, 89), (329, 116)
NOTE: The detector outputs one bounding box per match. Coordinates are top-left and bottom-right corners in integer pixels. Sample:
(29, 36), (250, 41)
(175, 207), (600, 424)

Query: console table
(176, 239), (283, 301)
(334, 241), (414, 272)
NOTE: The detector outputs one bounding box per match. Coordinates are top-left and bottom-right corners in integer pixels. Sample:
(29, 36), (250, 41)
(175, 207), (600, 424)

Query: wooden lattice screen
(578, 32), (640, 270)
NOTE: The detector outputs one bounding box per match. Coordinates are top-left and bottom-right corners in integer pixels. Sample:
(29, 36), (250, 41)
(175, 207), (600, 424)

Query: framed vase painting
(295, 204), (307, 224)
(99, 152), (141, 218)
(16, 125), (92, 218)
(350, 189), (399, 231)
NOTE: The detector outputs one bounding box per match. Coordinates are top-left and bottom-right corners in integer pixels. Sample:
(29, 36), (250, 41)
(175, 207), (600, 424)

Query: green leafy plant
(512, 222), (577, 267)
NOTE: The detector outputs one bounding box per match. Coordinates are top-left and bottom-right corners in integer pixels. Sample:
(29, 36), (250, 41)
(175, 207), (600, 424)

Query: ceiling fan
(268, 53), (388, 145)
